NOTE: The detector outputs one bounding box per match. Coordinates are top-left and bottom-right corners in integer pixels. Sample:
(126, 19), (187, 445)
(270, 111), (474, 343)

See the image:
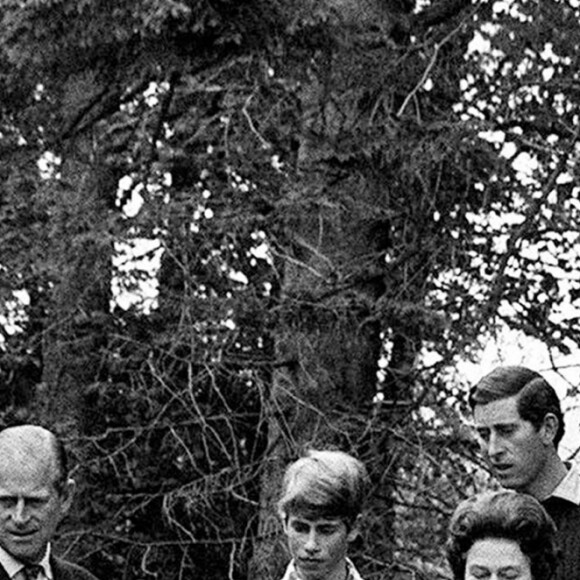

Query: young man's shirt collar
(549, 461), (580, 505)
(281, 557), (363, 580)
(0, 544), (53, 580)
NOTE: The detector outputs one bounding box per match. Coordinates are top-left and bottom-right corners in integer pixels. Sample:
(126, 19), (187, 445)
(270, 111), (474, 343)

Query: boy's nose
(304, 531), (320, 552)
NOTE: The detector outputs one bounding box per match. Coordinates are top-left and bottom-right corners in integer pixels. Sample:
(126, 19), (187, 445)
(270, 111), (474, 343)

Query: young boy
(277, 449), (369, 580)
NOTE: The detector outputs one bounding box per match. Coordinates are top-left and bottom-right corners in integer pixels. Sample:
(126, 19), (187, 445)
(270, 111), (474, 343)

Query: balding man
(0, 425), (99, 580)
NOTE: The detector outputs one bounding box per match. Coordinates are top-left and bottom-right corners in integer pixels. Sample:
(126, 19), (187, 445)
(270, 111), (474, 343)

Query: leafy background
(0, 0), (579, 578)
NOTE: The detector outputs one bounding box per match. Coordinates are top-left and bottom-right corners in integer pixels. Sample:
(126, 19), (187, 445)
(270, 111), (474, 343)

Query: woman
(446, 490), (559, 580)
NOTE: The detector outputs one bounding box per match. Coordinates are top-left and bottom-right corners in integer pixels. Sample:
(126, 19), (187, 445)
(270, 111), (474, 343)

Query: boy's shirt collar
(281, 557), (363, 580)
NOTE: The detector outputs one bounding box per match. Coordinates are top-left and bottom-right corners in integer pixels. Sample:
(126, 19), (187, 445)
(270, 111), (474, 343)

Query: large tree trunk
(251, 4), (397, 575)
(39, 132), (113, 435)
(251, 202), (385, 579)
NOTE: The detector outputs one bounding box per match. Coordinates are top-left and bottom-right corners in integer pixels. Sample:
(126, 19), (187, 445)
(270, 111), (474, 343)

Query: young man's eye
(291, 522), (310, 534)
(476, 429), (490, 442)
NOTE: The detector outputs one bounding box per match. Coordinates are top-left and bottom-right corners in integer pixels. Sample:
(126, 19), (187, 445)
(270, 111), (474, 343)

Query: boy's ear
(347, 514), (362, 542)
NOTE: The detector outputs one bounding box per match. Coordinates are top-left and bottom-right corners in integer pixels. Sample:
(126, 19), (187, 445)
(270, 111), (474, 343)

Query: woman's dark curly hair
(446, 491), (559, 580)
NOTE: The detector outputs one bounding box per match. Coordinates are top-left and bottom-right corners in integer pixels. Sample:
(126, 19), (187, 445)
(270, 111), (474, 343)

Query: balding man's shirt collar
(0, 544), (53, 580)
(550, 461), (580, 505)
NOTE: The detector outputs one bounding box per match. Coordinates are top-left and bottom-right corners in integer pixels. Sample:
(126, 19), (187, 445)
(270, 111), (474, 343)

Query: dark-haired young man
(470, 365), (580, 580)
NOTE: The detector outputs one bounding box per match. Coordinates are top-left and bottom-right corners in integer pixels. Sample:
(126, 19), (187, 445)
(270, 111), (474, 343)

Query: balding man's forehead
(0, 425), (53, 439)
(0, 426), (59, 470)
(0, 426), (50, 445)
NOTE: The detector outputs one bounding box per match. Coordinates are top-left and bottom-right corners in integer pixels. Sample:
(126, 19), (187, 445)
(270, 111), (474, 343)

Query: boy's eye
(318, 525), (338, 535)
(291, 522), (310, 534)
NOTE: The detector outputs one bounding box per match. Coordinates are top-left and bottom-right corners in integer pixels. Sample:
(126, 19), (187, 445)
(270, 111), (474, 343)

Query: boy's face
(283, 513), (357, 580)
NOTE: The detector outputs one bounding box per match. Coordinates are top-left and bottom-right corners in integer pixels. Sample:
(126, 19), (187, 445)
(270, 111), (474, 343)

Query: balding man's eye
(27, 498), (48, 509)
(0, 497), (16, 509)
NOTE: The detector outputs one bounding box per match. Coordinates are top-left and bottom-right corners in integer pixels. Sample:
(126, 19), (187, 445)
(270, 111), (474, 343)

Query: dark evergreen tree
(0, 1), (579, 579)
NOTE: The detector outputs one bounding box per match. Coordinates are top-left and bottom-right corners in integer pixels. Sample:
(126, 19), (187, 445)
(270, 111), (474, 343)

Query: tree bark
(39, 131), (113, 436)
(251, 3), (395, 574)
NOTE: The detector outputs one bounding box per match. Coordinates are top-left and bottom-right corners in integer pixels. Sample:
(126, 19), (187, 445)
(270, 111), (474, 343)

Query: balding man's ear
(60, 478), (76, 512)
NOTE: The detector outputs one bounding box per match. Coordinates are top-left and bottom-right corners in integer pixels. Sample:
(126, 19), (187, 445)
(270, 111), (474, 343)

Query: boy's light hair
(277, 449), (369, 527)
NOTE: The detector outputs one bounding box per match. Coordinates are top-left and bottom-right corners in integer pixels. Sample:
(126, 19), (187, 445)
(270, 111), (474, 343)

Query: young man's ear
(540, 413), (559, 446)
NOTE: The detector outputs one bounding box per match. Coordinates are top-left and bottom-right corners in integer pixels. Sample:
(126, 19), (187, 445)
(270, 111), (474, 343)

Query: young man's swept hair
(469, 365), (565, 447)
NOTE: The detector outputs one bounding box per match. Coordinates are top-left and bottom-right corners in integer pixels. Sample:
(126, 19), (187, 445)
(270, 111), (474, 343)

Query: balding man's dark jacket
(0, 557), (99, 580)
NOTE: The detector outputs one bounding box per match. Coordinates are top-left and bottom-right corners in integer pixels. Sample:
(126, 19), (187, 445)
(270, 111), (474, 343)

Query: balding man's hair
(51, 435), (70, 495)
(0, 425), (70, 494)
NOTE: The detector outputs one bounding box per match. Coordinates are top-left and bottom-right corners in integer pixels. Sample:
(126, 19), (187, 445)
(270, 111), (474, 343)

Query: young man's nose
(487, 432), (505, 458)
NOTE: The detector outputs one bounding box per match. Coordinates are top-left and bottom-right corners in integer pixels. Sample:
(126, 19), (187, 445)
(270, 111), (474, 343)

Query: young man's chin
(496, 473), (528, 494)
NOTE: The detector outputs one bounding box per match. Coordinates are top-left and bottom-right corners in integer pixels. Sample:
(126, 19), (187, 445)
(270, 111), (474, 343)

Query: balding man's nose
(12, 497), (29, 525)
